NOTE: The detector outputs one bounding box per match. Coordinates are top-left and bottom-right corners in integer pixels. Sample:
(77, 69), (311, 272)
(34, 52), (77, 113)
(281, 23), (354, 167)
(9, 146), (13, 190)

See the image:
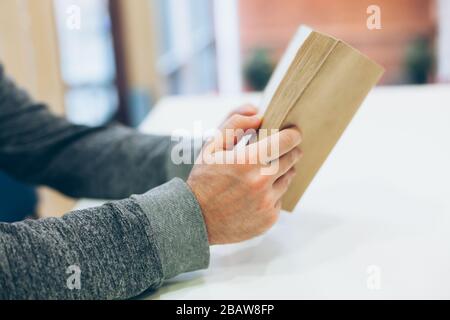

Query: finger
(210, 114), (261, 152)
(274, 200), (282, 212)
(251, 127), (302, 163)
(228, 104), (259, 117)
(273, 167), (296, 200)
(271, 147), (302, 181)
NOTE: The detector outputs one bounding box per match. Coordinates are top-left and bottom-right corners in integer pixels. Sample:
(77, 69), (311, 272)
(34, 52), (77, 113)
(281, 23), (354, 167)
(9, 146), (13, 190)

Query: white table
(76, 85), (450, 299)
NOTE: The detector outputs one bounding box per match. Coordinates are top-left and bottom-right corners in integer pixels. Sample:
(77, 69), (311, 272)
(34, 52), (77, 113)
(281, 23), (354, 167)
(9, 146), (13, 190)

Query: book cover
(260, 26), (385, 212)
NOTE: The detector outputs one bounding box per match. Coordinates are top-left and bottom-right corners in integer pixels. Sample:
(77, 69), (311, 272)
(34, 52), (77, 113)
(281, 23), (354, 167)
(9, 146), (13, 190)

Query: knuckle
(282, 129), (301, 148)
(275, 201), (282, 213)
(288, 168), (297, 181)
(231, 114), (243, 121)
(292, 128), (303, 142)
(229, 114), (244, 125)
(280, 176), (290, 188)
(289, 149), (299, 162)
(250, 174), (270, 190)
(259, 194), (275, 211)
(266, 212), (280, 228)
(281, 132), (295, 148)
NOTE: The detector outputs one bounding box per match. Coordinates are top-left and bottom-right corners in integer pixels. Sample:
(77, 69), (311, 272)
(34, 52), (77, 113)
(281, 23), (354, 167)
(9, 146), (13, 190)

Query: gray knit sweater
(0, 65), (210, 299)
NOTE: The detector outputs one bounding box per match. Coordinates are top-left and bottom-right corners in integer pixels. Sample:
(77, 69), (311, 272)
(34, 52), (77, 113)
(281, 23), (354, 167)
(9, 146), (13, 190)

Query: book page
(259, 26), (312, 114)
(281, 42), (384, 211)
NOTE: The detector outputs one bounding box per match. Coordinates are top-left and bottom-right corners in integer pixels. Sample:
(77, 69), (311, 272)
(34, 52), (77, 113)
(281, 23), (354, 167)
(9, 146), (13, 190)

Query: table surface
(76, 85), (450, 299)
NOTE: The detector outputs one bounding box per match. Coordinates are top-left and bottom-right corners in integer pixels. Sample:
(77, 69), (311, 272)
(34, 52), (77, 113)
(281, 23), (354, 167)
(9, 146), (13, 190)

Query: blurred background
(0, 0), (449, 219)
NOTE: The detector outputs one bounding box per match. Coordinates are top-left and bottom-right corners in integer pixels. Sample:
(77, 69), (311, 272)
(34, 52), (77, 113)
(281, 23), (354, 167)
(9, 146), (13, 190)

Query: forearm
(0, 64), (195, 199)
(0, 179), (209, 300)
(28, 125), (197, 199)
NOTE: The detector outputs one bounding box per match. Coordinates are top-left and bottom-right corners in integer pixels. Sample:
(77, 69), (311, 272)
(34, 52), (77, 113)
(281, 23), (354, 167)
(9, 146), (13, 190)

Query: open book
(260, 26), (385, 212)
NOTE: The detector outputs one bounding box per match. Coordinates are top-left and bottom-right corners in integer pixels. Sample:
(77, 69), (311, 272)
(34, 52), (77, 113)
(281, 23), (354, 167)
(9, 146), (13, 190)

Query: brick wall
(239, 0), (436, 84)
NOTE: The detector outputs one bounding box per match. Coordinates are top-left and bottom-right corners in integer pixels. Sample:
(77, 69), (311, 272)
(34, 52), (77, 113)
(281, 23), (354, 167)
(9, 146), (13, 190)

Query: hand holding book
(259, 26), (385, 211)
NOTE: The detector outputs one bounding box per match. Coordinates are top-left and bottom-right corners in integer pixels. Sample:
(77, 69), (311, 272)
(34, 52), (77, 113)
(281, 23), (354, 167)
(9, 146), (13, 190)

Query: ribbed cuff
(133, 178), (210, 279)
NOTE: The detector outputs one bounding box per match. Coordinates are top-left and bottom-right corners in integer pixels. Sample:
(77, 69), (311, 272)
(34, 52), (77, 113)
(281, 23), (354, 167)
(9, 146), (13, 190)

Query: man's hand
(219, 104), (260, 128)
(226, 104), (260, 118)
(187, 106), (303, 245)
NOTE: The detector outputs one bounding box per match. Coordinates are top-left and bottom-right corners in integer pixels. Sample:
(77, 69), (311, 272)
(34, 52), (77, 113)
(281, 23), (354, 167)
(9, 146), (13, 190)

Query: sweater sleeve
(0, 64), (210, 299)
(0, 178), (210, 300)
(0, 64), (196, 200)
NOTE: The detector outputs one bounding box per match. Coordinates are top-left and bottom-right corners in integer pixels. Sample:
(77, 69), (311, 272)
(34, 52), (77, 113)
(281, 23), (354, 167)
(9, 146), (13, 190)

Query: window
(53, 0), (118, 126)
(153, 0), (217, 95)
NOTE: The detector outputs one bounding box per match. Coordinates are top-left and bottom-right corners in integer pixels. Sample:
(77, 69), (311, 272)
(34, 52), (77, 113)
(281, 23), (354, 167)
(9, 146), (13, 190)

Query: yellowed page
(281, 42), (384, 211)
